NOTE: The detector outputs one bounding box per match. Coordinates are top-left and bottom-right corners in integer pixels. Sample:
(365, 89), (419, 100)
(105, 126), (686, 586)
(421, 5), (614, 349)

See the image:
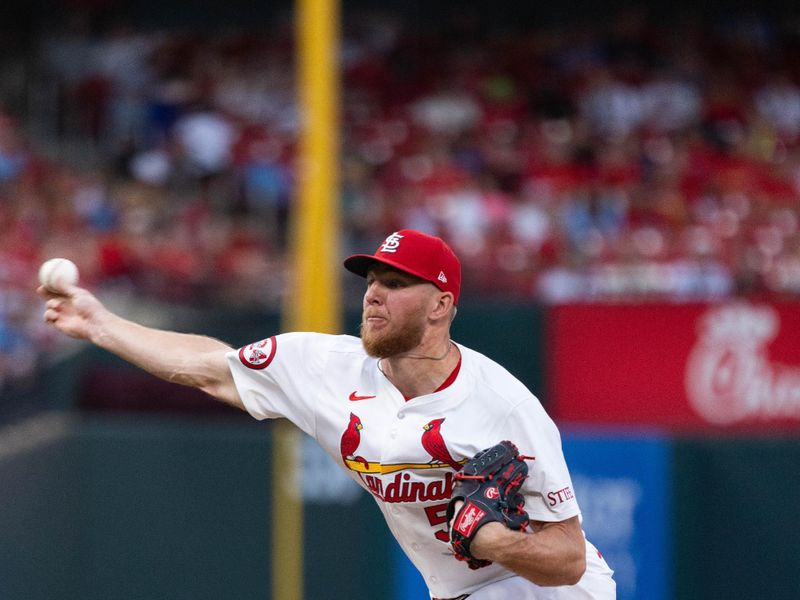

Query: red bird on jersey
(422, 418), (462, 471)
(340, 412), (369, 470)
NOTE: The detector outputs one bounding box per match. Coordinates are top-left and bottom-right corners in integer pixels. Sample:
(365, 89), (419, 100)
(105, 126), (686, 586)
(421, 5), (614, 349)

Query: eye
(384, 278), (406, 289)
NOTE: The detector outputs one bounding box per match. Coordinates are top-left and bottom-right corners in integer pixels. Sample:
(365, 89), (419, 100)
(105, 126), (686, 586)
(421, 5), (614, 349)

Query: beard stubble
(361, 310), (425, 358)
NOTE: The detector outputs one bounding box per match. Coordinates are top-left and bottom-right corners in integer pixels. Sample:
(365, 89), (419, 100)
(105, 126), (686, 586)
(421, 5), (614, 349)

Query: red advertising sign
(547, 302), (800, 430)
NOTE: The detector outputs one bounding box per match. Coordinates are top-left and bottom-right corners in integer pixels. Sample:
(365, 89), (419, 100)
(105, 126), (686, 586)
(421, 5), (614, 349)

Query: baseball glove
(445, 440), (533, 569)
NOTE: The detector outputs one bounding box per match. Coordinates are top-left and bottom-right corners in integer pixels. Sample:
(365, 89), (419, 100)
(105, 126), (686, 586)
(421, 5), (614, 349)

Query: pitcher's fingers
(45, 298), (63, 310)
(61, 283), (80, 297)
(37, 285), (69, 299)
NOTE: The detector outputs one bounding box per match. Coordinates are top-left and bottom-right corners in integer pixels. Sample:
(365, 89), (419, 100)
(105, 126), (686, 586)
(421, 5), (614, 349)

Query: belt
(433, 596), (470, 600)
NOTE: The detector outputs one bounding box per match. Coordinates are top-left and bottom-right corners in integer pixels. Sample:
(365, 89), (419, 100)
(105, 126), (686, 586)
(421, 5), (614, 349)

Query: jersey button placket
(378, 410), (405, 490)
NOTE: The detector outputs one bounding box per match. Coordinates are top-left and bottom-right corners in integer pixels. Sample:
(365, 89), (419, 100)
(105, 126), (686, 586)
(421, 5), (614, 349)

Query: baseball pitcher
(40, 229), (615, 599)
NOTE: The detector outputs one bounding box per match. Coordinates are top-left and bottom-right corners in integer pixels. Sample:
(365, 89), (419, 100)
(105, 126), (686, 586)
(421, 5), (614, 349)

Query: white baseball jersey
(227, 332), (615, 599)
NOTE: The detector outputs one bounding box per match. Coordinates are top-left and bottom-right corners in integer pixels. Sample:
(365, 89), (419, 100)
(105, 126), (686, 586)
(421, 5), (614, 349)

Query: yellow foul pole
(273, 0), (341, 598)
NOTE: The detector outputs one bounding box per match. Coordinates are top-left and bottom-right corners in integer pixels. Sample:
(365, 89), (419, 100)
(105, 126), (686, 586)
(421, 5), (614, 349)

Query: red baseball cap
(344, 230), (462, 304)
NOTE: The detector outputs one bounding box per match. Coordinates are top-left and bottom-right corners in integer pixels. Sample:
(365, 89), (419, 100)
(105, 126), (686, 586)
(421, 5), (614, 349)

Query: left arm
(470, 516), (586, 586)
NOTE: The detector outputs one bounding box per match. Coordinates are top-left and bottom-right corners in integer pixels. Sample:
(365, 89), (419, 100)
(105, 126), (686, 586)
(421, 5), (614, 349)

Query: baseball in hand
(39, 258), (79, 292)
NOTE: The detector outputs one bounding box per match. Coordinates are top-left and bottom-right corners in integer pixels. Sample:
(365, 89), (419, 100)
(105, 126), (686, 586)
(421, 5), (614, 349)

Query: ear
(429, 291), (455, 322)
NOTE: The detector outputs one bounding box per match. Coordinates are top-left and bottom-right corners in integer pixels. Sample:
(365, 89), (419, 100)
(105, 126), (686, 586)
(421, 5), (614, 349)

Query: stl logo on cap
(379, 232), (404, 253)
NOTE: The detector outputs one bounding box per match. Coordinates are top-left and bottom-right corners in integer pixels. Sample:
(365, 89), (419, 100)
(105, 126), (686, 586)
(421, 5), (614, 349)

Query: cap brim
(343, 254), (432, 285)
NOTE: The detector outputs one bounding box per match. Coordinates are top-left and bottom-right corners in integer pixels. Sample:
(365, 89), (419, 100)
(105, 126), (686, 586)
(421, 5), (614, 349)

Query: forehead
(366, 263), (427, 284)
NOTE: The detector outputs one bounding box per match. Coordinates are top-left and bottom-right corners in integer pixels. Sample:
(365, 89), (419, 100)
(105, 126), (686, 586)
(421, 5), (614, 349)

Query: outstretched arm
(39, 284), (244, 410)
(471, 516), (586, 586)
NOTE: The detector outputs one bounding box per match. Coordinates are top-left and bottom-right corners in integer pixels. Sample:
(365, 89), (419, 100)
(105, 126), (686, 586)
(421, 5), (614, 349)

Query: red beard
(360, 309), (425, 358)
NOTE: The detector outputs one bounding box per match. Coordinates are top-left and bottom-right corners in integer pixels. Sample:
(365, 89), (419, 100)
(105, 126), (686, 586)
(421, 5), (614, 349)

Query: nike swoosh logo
(349, 391), (376, 401)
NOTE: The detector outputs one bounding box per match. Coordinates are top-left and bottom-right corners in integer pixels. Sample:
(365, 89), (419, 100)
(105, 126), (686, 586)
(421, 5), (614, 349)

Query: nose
(364, 280), (383, 306)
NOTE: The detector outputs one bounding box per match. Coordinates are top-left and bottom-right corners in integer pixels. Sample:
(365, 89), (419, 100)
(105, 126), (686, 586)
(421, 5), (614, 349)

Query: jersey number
(424, 502), (451, 542)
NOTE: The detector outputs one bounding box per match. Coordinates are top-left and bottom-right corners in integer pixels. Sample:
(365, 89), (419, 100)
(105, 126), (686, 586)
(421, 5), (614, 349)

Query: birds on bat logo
(338, 414), (464, 473)
(338, 414), (469, 504)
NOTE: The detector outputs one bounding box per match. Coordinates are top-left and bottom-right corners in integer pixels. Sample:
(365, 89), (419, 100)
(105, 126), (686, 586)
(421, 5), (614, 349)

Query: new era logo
(437, 271), (447, 283)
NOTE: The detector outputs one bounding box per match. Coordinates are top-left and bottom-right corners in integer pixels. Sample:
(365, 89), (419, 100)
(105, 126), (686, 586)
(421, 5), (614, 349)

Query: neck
(378, 340), (460, 399)
(397, 339), (454, 361)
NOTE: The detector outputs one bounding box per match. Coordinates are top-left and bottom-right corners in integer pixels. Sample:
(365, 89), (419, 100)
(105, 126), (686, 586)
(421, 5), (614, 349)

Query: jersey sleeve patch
(238, 336), (277, 370)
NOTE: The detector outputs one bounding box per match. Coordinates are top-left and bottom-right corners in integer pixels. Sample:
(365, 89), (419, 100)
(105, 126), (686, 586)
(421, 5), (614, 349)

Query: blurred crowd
(3, 8), (800, 387)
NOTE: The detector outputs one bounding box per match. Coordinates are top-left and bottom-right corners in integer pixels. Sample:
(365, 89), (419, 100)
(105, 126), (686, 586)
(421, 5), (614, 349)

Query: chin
(362, 330), (422, 359)
(361, 334), (389, 358)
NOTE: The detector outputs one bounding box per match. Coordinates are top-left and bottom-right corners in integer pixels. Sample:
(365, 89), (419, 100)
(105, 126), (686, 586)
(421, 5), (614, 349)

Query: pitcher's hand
(39, 284), (106, 341)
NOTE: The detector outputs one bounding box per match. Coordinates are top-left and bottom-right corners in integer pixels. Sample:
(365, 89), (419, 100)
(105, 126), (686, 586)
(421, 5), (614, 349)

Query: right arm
(39, 284), (244, 410)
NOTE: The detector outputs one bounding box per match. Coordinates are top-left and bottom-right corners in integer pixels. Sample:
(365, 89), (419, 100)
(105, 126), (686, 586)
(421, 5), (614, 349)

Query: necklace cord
(378, 340), (455, 375)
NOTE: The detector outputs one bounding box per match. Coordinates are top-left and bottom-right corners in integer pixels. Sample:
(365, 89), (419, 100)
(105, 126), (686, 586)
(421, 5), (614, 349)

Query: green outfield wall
(673, 438), (800, 600)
